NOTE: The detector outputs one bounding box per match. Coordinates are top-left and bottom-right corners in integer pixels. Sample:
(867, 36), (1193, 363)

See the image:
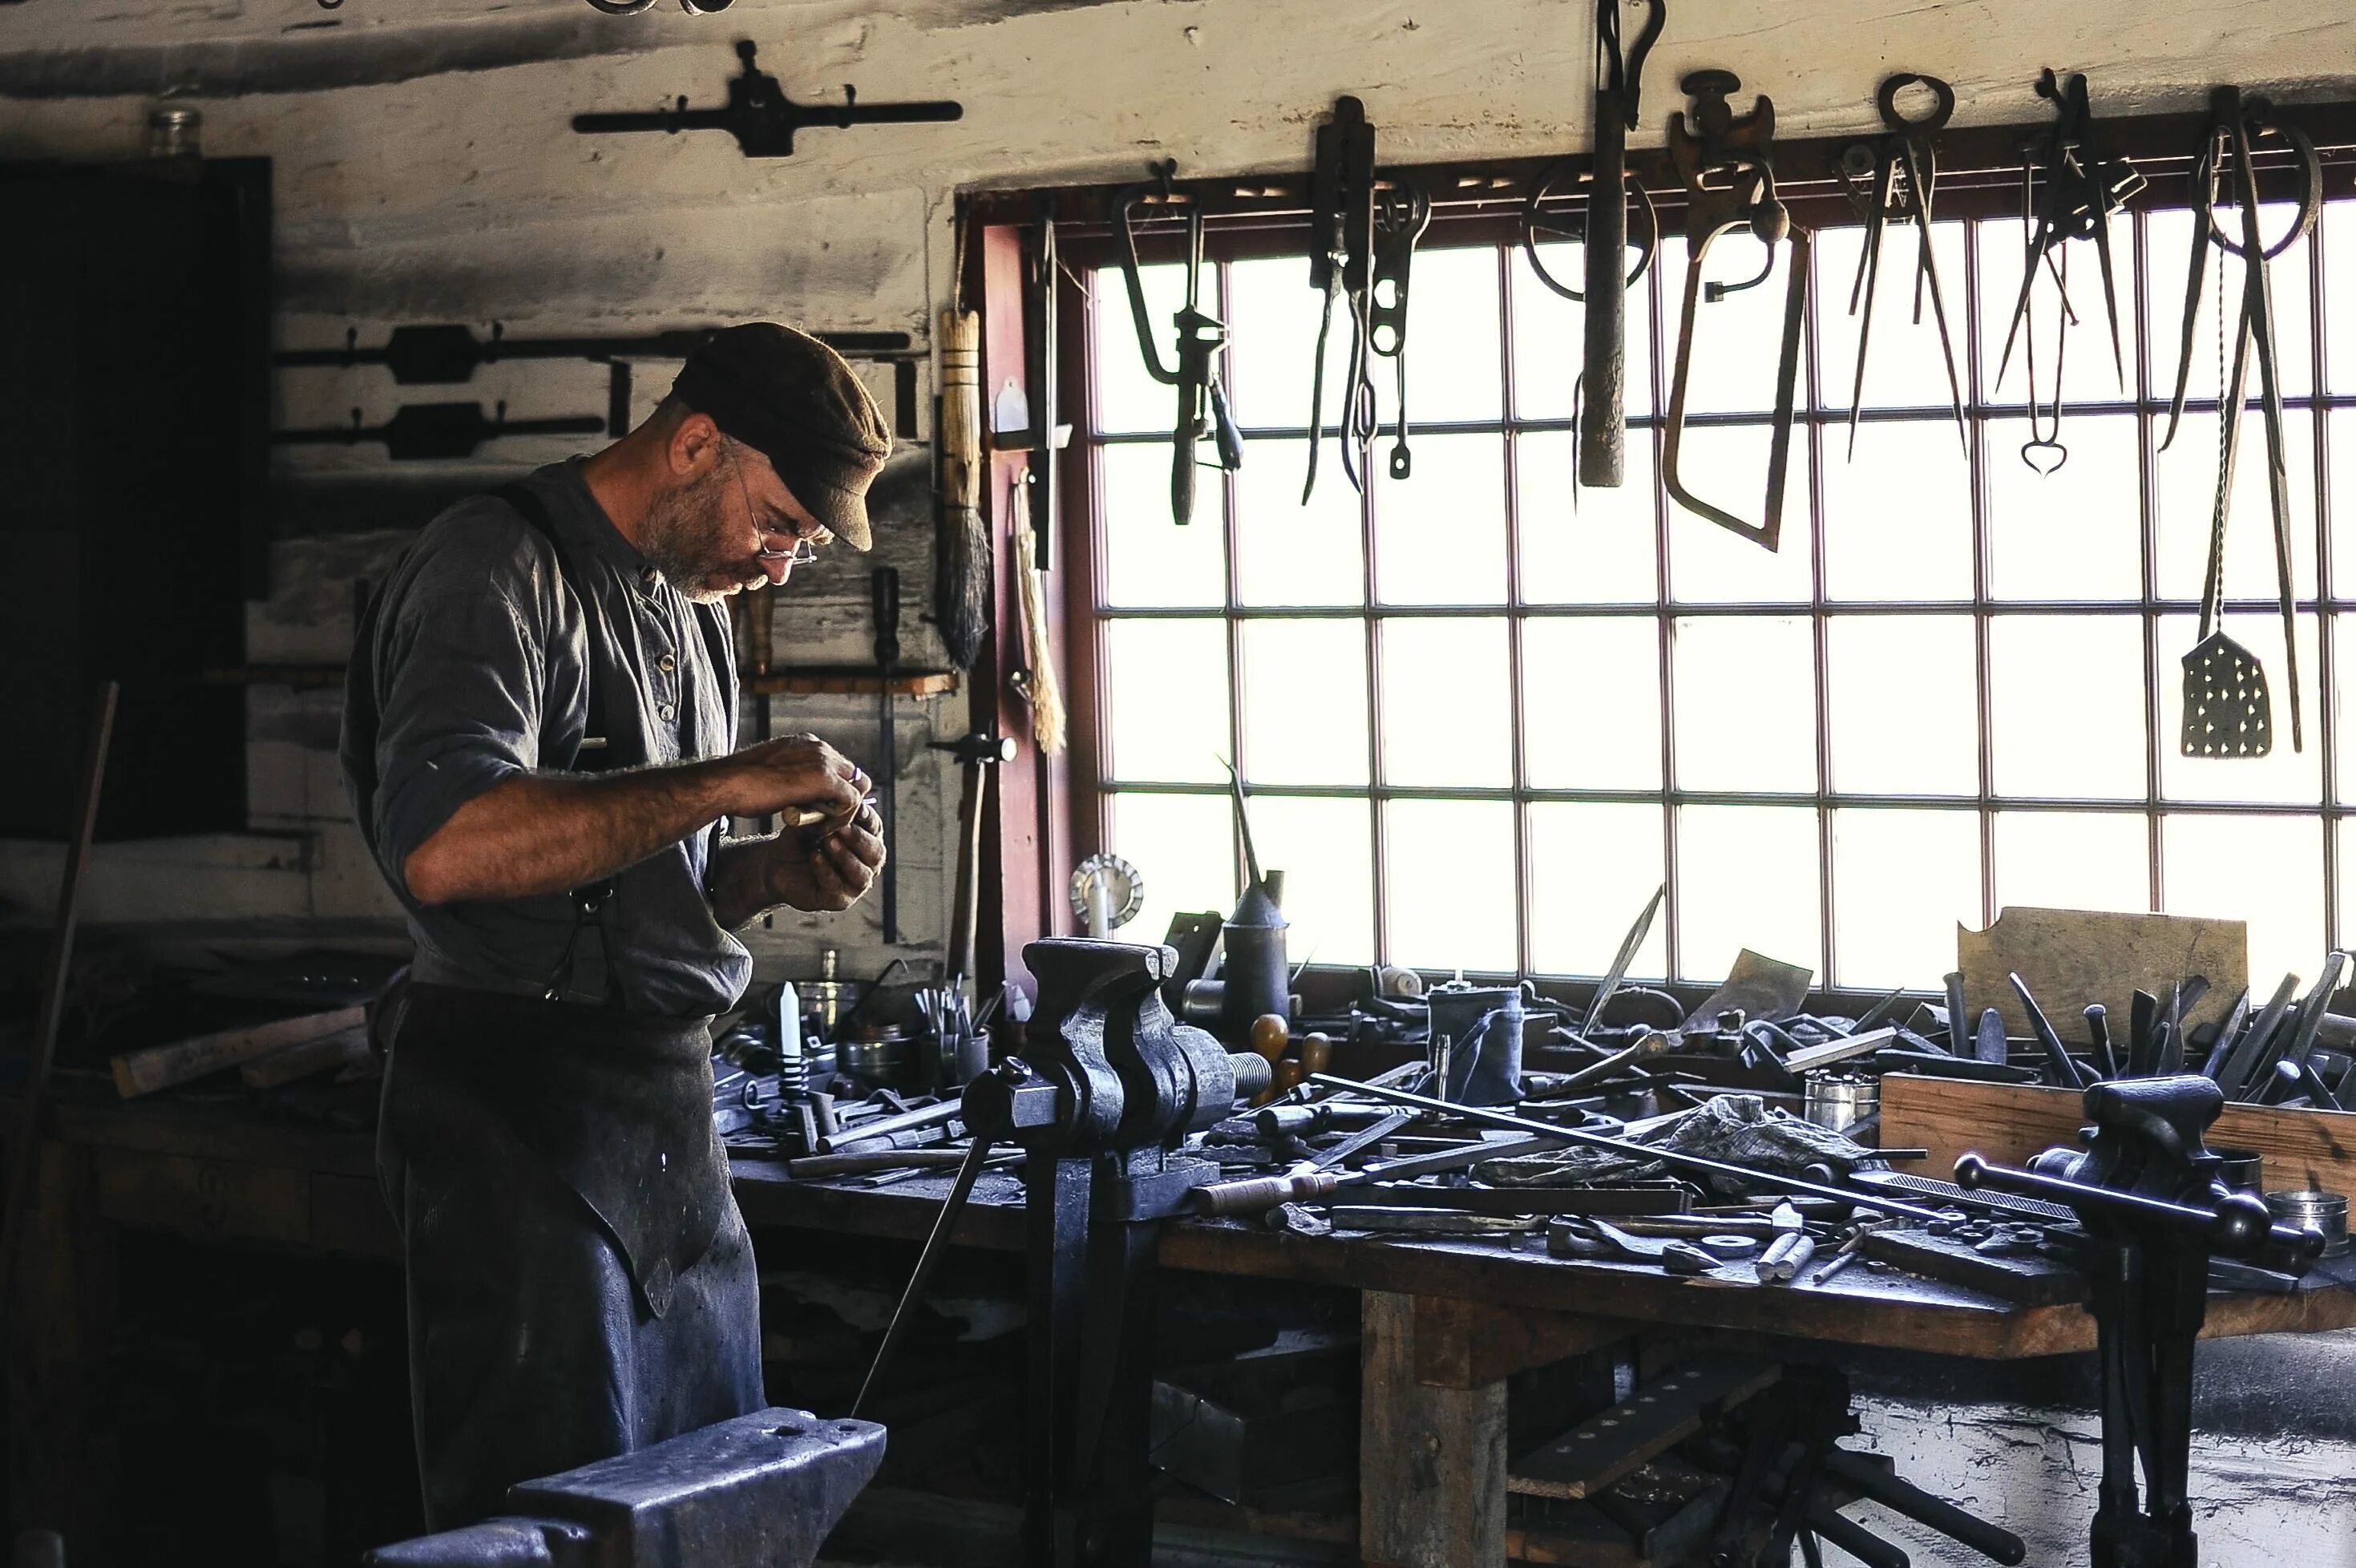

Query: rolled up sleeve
(371, 523), (555, 895)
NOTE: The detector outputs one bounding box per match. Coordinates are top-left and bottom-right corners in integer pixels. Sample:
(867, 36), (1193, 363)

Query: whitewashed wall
(4, 2), (2356, 1550)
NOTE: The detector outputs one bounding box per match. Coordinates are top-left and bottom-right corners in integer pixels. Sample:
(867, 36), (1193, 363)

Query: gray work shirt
(340, 460), (750, 1018)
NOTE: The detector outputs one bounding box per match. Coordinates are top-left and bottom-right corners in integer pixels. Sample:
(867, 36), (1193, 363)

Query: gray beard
(636, 464), (732, 598)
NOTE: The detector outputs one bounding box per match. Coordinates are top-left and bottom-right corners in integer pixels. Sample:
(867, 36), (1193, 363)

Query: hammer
(927, 731), (1018, 981)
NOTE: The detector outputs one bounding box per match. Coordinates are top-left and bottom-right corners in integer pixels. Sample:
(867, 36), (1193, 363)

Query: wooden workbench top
(24, 1093), (2356, 1363)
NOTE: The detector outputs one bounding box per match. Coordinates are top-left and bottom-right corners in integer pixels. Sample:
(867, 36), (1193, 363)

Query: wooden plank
(1858, 1228), (2085, 1307)
(1957, 906), (2245, 1041)
(1508, 1356), (1780, 1501)
(1780, 1027), (1897, 1073)
(239, 1024), (373, 1089)
(1411, 1295), (1634, 1389)
(91, 1150), (310, 1247)
(111, 1005), (368, 1098)
(1880, 1073), (2356, 1195)
(1360, 1291), (1505, 1568)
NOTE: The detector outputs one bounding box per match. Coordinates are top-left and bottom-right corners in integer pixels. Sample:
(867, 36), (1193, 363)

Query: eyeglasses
(727, 445), (829, 566)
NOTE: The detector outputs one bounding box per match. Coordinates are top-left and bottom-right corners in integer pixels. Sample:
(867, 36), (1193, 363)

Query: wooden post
(1360, 1291), (1506, 1568)
(6, 1140), (116, 1562)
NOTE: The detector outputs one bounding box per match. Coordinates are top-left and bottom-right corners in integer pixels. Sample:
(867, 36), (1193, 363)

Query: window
(1077, 193), (2356, 990)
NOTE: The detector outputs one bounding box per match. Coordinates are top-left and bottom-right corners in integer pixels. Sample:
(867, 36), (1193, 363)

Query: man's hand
(708, 803), (887, 927)
(716, 733), (869, 822)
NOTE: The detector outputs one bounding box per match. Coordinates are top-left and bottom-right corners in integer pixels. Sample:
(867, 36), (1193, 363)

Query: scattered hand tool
(2257, 951), (2349, 1102)
(1839, 72), (1967, 456)
(1364, 179), (1431, 480)
(870, 568), (900, 944)
(1944, 972), (1969, 1057)
(1662, 71), (1808, 551)
(1526, 1030), (1671, 1099)
(1994, 69), (2143, 393)
(2215, 972), (2298, 1097)
(1582, 883), (1667, 1032)
(1520, 0), (1664, 490)
(1974, 1007), (2009, 1067)
(570, 40), (961, 158)
(1755, 1201), (1813, 1283)
(1114, 162), (1244, 525)
(2085, 1004), (2118, 1080)
(2008, 972), (2088, 1089)
(1302, 96), (1376, 503)
(2128, 989), (2160, 1077)
(2197, 989), (2251, 1079)
(1311, 1074), (1950, 1221)
(2168, 89), (2320, 758)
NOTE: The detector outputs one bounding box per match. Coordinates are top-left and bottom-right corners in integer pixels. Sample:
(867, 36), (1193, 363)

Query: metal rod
(850, 1134), (996, 1418)
(1306, 1073), (1950, 1222)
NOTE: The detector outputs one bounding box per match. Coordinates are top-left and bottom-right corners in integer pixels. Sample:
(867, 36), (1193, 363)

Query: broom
(934, 304), (989, 669)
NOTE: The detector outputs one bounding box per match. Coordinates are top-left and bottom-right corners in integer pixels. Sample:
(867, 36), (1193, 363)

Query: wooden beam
(1360, 1291), (1505, 1568)
(1411, 1295), (1632, 1390)
(110, 1005), (367, 1099)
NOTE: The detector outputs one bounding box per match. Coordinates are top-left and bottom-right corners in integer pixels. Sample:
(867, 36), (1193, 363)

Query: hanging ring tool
(1113, 162), (1244, 526)
(1841, 72), (1966, 458)
(1303, 95), (1376, 505)
(1367, 180), (1430, 480)
(1517, 0), (1664, 489)
(2171, 88), (2321, 758)
(1994, 69), (2144, 394)
(1661, 70), (1809, 552)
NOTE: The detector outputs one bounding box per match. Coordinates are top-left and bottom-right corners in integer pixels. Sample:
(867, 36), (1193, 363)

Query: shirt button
(660, 703), (676, 721)
(657, 654), (675, 673)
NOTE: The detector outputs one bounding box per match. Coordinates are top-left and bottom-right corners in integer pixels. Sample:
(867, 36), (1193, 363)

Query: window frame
(992, 98), (2356, 992)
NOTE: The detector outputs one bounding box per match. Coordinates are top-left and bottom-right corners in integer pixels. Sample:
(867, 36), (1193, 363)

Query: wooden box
(1879, 1073), (2356, 1197)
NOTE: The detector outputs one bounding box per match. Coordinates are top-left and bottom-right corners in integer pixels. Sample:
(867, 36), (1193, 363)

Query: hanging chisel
(871, 567), (901, 944)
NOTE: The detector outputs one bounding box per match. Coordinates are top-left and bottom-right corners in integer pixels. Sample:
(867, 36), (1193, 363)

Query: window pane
(1093, 261), (1214, 436)
(1987, 615), (2145, 798)
(1372, 244), (1501, 426)
(1672, 616), (1815, 793)
(1233, 436), (1364, 607)
(1241, 620), (1368, 786)
(1822, 420), (1972, 601)
(1994, 810), (2148, 914)
(1523, 618), (1662, 790)
(2152, 407), (2316, 602)
(1985, 414), (2140, 600)
(1826, 615), (1977, 795)
(2146, 205), (2314, 404)
(1372, 432), (1507, 604)
(1654, 237), (1807, 417)
(1528, 803), (1666, 979)
(1974, 219), (2130, 407)
(2162, 813), (2325, 985)
(1101, 442), (1226, 606)
(2329, 200), (2356, 394)
(1225, 253), (1349, 430)
(2156, 610), (2322, 805)
(1512, 240), (1655, 419)
(1675, 804), (1821, 982)
(1250, 795), (1375, 968)
(1667, 423), (1816, 603)
(1517, 430), (1659, 604)
(1384, 799), (1516, 972)
(2338, 615), (2356, 799)
(1380, 618), (1511, 787)
(1831, 809), (1980, 990)
(2328, 411), (2356, 599)
(1106, 791), (1234, 944)
(1104, 618), (1229, 782)
(1814, 220), (1972, 415)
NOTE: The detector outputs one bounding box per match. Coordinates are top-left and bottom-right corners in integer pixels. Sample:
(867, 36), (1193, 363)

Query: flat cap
(671, 323), (891, 550)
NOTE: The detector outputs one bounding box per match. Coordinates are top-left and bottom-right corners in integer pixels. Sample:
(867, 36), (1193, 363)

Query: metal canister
(2265, 1190), (2350, 1258)
(841, 1026), (911, 1090)
(2210, 1146), (2264, 1194)
(1802, 1073), (1879, 1138)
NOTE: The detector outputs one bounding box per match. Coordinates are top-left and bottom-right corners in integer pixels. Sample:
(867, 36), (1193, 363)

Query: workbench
(14, 1093), (2356, 1567)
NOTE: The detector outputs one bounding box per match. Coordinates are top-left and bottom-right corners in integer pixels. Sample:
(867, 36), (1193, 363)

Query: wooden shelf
(202, 665), (960, 698)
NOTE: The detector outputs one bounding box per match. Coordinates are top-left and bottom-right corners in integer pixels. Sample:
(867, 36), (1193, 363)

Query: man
(339, 324), (890, 1529)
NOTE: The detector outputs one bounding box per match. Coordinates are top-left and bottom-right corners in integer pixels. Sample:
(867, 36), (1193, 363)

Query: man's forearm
(707, 835), (792, 930)
(402, 761), (733, 905)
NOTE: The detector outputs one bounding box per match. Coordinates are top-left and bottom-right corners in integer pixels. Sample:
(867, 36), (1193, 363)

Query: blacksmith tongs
(1841, 72), (1966, 456)
(1661, 70), (1809, 552)
(1113, 163), (1245, 526)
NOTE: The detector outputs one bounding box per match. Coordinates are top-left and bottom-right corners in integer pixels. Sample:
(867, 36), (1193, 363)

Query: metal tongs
(1113, 162), (1244, 526)
(2166, 87), (2321, 758)
(1661, 70), (1809, 552)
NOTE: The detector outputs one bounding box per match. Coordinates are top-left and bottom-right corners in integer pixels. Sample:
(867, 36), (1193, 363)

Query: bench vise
(366, 1408), (884, 1568)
